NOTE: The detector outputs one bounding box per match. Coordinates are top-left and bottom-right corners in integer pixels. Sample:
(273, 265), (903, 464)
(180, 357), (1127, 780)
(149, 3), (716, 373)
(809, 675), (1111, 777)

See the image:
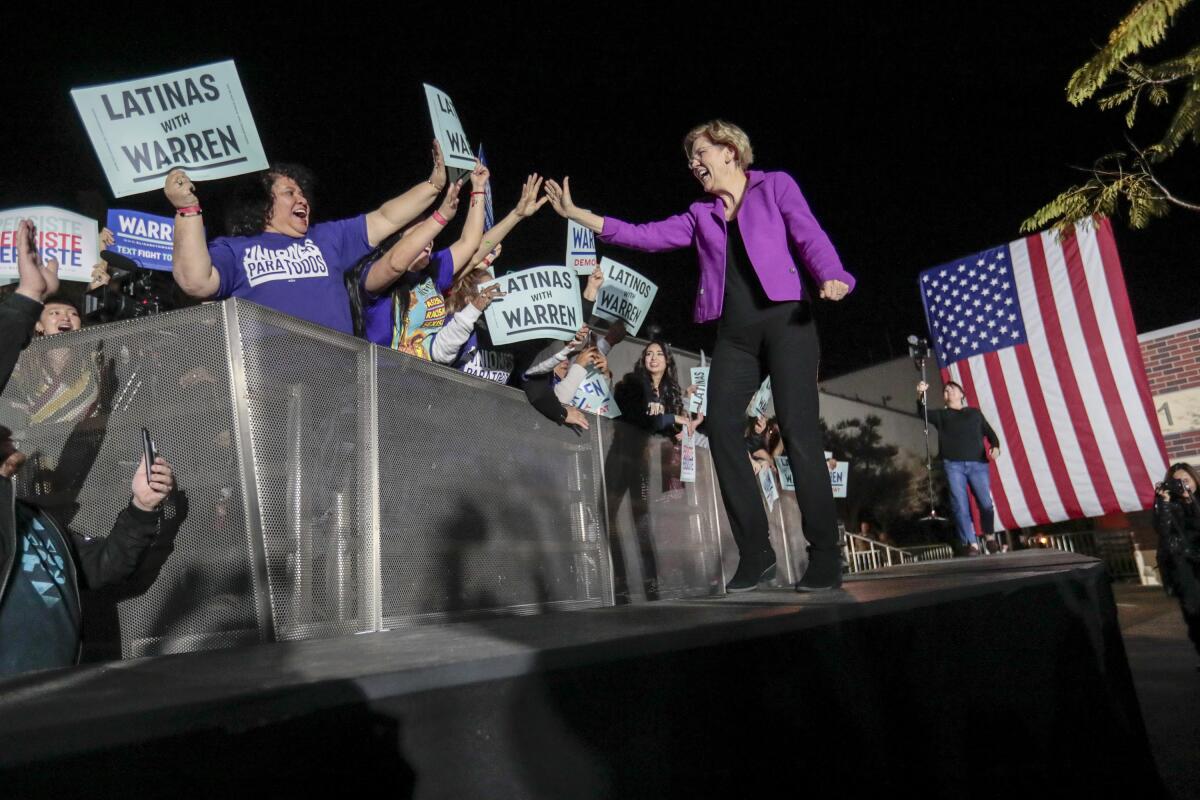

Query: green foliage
(1067, 0), (1193, 105)
(820, 415), (917, 533)
(1022, 157), (1170, 234)
(1030, 1), (1200, 231)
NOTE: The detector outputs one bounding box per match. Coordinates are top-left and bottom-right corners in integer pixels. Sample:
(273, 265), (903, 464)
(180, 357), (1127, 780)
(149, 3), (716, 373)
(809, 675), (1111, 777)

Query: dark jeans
(707, 302), (838, 559)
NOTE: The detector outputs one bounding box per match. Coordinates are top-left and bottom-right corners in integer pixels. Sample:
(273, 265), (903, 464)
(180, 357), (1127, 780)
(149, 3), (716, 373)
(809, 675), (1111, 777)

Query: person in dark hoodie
(0, 219), (175, 677)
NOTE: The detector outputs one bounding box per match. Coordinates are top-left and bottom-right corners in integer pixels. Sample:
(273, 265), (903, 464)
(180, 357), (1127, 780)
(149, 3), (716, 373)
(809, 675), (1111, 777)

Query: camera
(85, 251), (177, 324)
(1161, 477), (1190, 502)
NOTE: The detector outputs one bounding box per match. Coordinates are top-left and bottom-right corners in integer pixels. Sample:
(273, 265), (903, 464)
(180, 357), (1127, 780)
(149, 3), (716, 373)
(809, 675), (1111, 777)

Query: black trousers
(707, 302), (838, 559)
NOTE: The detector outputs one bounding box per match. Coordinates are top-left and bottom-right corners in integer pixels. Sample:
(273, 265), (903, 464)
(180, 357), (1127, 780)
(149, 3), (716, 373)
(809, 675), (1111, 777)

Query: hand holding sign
(164, 169), (199, 210)
(469, 159), (490, 192)
(584, 265), (604, 300)
(470, 282), (505, 311)
(14, 219), (60, 303)
(592, 257), (658, 336)
(429, 139), (447, 191)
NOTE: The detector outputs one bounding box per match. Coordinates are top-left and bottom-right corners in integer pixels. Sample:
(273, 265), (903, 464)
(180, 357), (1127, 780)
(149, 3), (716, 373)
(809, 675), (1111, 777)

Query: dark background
(5, 2), (1199, 375)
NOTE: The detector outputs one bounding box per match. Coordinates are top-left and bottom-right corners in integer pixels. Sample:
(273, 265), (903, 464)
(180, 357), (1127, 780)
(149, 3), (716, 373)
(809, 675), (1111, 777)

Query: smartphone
(141, 427), (156, 483)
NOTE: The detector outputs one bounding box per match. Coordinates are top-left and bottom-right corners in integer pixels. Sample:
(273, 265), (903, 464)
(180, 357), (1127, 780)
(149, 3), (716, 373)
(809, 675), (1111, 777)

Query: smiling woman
(162, 140), (452, 335)
(545, 119), (856, 592)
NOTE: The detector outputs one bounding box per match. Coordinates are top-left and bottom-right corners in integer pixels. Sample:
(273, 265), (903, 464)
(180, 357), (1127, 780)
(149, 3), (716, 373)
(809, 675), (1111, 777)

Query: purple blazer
(598, 170), (855, 323)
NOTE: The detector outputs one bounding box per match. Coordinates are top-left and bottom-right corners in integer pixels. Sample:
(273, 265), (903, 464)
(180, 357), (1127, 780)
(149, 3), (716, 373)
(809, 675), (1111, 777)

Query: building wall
(1139, 320), (1200, 464)
(819, 356), (945, 413)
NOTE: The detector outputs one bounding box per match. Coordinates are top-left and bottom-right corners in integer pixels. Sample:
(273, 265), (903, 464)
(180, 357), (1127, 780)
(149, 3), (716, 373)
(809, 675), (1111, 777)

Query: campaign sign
(0, 207), (98, 283)
(681, 425), (697, 483)
(424, 84), (475, 171)
(483, 265), (584, 345)
(567, 220), (598, 276)
(747, 376), (772, 418)
(592, 257), (658, 336)
(106, 209), (177, 272)
(775, 456), (795, 491)
(829, 460), (849, 498)
(689, 366), (710, 415)
(758, 465), (779, 511)
(572, 368), (621, 418)
(71, 61), (268, 198)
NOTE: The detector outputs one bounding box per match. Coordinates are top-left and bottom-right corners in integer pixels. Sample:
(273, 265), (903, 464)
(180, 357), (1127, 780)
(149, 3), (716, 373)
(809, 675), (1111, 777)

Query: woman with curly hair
(164, 142), (450, 335)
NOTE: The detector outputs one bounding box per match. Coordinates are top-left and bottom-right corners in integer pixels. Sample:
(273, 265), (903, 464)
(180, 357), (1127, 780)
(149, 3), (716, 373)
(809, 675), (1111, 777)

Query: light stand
(908, 335), (945, 521)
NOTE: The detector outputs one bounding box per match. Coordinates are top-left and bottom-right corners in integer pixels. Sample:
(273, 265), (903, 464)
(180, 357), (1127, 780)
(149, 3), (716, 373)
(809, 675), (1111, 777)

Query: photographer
(0, 221), (175, 677)
(1153, 463), (1200, 659)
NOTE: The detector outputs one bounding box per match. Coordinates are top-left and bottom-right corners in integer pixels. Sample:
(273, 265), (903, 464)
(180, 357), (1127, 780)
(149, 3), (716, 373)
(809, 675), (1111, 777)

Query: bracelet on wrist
(428, 179), (445, 191)
(432, 210), (449, 226)
(470, 191), (486, 196)
(175, 205), (203, 217)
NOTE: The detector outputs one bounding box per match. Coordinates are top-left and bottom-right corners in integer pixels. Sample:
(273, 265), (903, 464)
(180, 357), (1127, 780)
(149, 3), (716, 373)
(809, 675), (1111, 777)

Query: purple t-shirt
(208, 215), (371, 335)
(362, 248), (455, 351)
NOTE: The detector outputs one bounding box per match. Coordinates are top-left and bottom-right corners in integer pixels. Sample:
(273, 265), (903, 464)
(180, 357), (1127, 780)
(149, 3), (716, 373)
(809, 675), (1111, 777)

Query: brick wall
(1140, 321), (1200, 462)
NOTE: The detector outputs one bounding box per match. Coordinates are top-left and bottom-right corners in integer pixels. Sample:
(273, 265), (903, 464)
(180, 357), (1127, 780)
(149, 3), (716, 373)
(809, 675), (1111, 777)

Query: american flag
(919, 217), (1168, 530)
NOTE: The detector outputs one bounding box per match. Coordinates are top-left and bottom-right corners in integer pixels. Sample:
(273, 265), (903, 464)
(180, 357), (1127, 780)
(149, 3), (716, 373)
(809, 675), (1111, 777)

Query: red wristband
(471, 191), (486, 196)
(432, 210), (448, 226)
(175, 205), (202, 217)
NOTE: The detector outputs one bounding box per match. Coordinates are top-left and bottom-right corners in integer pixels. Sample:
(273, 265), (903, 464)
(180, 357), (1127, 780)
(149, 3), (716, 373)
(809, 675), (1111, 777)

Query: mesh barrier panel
(1, 303), (262, 659)
(231, 302), (375, 641)
(0, 299), (782, 663)
(598, 420), (724, 601)
(713, 465), (809, 587)
(375, 349), (609, 626)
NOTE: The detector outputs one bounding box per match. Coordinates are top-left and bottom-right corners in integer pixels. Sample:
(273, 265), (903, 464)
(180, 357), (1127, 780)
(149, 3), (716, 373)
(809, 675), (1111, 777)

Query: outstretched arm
(546, 176), (694, 252)
(364, 140), (448, 247)
(468, 173), (550, 267)
(448, 161), (490, 277)
(363, 180), (463, 294)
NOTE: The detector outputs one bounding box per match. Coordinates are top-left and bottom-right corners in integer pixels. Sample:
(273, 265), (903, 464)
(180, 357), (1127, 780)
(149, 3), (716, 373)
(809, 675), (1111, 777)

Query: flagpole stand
(909, 337), (945, 522)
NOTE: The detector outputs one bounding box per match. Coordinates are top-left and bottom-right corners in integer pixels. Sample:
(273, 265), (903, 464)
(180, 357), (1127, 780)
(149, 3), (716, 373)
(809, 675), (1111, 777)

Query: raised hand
(514, 174), (549, 218)
(543, 177), (577, 218)
(916, 381), (929, 394)
(470, 158), (490, 191)
(437, 179), (465, 223)
(164, 169), (199, 209)
(429, 139), (447, 191)
(131, 455), (175, 512)
(14, 219), (59, 302)
(99, 227), (115, 250)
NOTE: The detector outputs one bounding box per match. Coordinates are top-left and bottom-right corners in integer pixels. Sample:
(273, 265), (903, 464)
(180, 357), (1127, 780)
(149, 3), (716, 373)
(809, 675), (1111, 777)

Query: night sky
(6, 2), (1200, 375)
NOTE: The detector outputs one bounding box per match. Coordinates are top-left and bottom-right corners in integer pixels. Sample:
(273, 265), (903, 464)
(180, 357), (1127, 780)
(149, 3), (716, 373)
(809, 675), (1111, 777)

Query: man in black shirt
(917, 380), (1002, 555)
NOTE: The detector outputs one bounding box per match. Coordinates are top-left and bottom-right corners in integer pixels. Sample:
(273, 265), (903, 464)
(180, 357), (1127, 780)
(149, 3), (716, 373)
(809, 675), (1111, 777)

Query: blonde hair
(683, 120), (755, 168)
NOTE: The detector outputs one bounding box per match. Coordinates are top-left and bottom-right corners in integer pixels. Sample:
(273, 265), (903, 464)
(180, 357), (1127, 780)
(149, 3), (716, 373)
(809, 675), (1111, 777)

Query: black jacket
(0, 293), (163, 664)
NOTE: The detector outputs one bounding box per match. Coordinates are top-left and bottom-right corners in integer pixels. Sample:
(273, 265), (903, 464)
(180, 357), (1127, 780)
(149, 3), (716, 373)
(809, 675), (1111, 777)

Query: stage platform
(0, 551), (1164, 799)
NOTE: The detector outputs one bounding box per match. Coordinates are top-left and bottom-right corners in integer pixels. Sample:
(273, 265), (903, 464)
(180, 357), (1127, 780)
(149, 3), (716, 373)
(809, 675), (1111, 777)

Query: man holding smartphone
(0, 220), (175, 677)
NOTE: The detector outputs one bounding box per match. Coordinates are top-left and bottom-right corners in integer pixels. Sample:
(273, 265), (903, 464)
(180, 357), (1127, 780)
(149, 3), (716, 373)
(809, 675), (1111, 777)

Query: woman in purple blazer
(545, 120), (855, 592)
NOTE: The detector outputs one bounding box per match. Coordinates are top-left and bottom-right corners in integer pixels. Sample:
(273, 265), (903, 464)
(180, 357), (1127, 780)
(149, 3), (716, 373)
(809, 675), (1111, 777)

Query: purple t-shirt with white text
(208, 215), (371, 335)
